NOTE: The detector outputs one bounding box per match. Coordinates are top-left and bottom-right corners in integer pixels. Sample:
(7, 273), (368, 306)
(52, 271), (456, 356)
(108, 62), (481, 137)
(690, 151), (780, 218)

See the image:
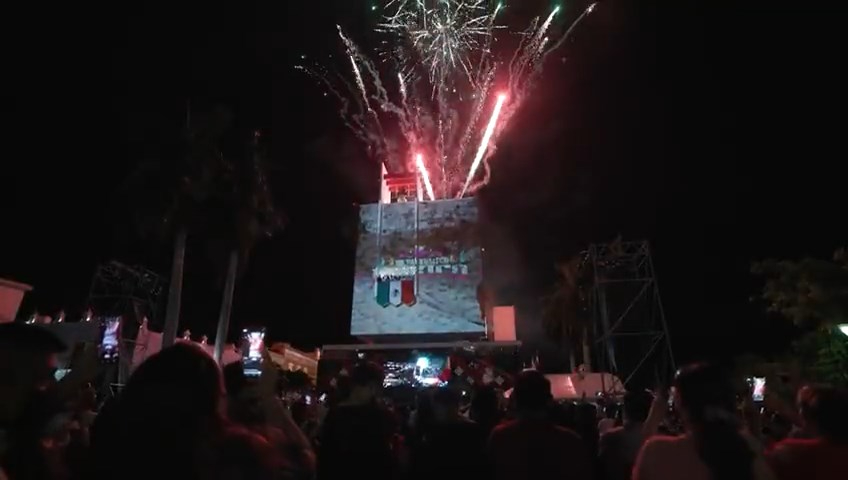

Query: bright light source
(459, 93), (508, 197)
(416, 357), (430, 369)
(415, 153), (436, 201)
(838, 324), (848, 337)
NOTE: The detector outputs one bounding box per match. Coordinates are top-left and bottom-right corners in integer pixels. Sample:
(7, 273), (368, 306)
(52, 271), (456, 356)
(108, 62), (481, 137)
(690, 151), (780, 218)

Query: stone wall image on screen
(351, 198), (484, 336)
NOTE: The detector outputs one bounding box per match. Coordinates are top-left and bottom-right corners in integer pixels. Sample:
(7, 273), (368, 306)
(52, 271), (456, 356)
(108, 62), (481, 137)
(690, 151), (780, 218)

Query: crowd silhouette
(2, 322), (847, 480)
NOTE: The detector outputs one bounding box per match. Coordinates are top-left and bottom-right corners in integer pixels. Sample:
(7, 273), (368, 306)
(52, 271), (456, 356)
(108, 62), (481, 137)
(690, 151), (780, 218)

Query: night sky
(3, 1), (846, 364)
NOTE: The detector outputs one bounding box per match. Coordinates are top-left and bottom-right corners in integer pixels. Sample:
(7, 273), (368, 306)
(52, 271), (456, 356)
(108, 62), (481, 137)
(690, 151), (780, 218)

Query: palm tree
(210, 130), (284, 363)
(127, 107), (232, 348)
(126, 105), (285, 352)
(542, 256), (592, 372)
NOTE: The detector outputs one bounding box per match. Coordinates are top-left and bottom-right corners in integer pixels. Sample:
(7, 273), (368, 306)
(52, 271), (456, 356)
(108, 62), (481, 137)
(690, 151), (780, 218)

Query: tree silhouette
(210, 129), (284, 362)
(753, 248), (848, 329)
(752, 248), (848, 386)
(543, 256), (592, 371)
(126, 106), (283, 352)
(127, 107), (233, 346)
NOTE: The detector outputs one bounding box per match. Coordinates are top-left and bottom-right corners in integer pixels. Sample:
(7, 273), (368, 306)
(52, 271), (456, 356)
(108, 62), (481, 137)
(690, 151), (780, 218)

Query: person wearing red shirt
(767, 385), (848, 480)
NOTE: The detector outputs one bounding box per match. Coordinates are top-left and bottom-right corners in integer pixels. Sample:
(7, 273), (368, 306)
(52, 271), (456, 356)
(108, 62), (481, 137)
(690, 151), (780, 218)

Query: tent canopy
(505, 372), (625, 401)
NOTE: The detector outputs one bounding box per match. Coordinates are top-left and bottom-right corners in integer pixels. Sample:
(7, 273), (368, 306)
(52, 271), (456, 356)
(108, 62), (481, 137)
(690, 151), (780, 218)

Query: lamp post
(838, 324), (848, 337)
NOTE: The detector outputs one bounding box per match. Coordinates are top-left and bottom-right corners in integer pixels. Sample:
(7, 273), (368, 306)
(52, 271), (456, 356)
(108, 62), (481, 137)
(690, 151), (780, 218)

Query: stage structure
(87, 261), (165, 323)
(586, 240), (675, 387)
(86, 261), (166, 390)
(350, 164), (485, 339)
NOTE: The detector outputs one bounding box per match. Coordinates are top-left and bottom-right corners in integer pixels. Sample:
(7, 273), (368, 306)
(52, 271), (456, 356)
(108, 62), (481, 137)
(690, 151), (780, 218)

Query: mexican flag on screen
(375, 278), (415, 307)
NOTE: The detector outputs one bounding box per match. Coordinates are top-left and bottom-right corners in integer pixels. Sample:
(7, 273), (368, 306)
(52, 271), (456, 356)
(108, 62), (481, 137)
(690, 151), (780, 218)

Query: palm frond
(125, 108), (286, 282)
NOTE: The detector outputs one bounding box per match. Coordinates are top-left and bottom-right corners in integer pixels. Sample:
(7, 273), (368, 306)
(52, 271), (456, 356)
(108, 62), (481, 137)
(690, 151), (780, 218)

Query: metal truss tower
(587, 240), (675, 388)
(87, 261), (166, 324)
(86, 261), (166, 389)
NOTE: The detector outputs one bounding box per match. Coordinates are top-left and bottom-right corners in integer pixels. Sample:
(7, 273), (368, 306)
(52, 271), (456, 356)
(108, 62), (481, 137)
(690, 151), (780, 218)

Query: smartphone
(241, 327), (265, 377)
(99, 317), (121, 363)
(750, 376), (766, 402)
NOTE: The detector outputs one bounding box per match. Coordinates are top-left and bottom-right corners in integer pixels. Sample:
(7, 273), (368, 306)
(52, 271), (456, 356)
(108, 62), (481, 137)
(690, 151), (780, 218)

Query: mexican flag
(375, 278), (415, 307)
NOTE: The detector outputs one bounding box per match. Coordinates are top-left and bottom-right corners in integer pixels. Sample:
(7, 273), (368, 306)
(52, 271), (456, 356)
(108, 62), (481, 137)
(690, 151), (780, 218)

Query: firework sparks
(298, 1), (598, 199)
(380, 0), (497, 89)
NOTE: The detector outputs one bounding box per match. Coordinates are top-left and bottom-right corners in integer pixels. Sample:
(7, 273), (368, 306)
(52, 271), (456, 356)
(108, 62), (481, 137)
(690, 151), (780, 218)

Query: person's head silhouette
(512, 369), (552, 416)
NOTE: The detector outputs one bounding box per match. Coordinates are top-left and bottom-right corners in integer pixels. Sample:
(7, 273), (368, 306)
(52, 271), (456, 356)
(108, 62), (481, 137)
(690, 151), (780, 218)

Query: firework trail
(297, 1), (598, 199)
(415, 152), (436, 200)
(460, 92), (507, 198)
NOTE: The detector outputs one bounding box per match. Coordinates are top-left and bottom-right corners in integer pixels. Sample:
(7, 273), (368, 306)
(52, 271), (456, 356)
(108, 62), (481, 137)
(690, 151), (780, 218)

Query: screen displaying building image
(351, 198), (484, 336)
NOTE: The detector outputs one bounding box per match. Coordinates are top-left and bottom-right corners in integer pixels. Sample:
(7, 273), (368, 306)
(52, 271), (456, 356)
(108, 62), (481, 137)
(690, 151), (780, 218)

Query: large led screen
(351, 198), (484, 336)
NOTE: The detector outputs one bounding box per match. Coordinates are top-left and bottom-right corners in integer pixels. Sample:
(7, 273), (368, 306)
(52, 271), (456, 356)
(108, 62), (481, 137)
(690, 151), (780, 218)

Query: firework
(415, 152), (436, 201)
(460, 91), (507, 198)
(298, 1), (598, 199)
(379, 0), (498, 90)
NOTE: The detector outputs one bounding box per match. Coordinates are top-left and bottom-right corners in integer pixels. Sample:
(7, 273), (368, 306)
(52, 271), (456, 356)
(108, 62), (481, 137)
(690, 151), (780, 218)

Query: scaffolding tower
(87, 261), (165, 322)
(587, 240), (675, 388)
(86, 261), (166, 390)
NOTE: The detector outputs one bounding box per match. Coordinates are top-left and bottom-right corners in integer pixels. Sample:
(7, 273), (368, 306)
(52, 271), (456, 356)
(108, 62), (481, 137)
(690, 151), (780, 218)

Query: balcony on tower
(380, 163), (421, 204)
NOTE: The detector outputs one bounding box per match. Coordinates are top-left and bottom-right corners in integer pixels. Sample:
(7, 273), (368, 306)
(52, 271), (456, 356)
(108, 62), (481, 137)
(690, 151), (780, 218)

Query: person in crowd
(223, 361), (316, 479)
(633, 363), (774, 480)
(90, 343), (279, 480)
(290, 400), (308, 428)
(550, 400), (577, 431)
(598, 390), (654, 480)
(317, 361), (398, 480)
(575, 402), (601, 458)
(786, 385), (824, 439)
(406, 388), (435, 451)
(766, 385), (848, 480)
(599, 402), (621, 435)
(488, 369), (592, 480)
(469, 385), (502, 437)
(0, 323), (65, 434)
(0, 323), (68, 480)
(57, 382), (99, 478)
(290, 399), (320, 446)
(409, 387), (486, 480)
(69, 383), (97, 447)
(3, 389), (73, 480)
(760, 411), (794, 448)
